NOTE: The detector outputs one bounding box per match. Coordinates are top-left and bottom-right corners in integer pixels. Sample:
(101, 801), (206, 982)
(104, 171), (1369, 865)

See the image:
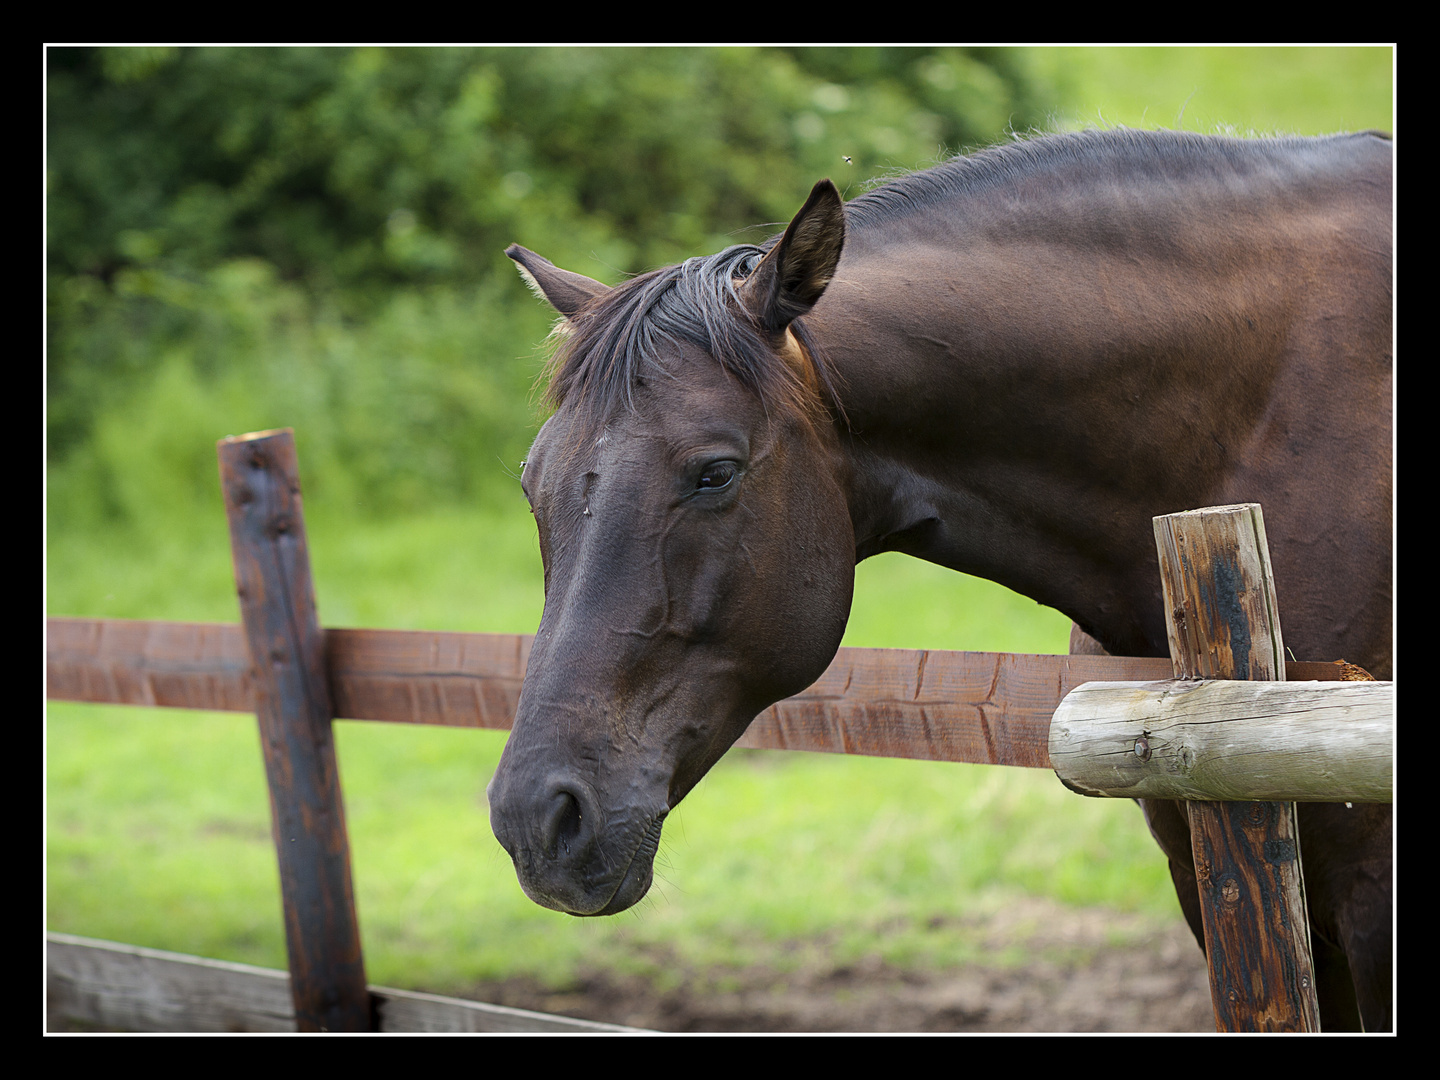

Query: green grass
(1029, 46), (1393, 136)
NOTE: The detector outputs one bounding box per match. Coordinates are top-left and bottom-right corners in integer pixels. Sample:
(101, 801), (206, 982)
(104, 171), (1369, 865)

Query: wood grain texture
(47, 933), (297, 1033)
(1049, 679), (1393, 801)
(324, 626), (531, 729)
(1154, 503), (1285, 681)
(46, 617), (253, 711)
(49, 616), (1349, 765)
(741, 649), (1176, 767)
(218, 429), (369, 1033)
(47, 933), (639, 1033)
(1153, 504), (1319, 1032)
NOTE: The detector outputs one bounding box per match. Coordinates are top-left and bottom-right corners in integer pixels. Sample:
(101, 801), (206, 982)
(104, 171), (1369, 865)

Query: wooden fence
(45, 429), (1392, 1032)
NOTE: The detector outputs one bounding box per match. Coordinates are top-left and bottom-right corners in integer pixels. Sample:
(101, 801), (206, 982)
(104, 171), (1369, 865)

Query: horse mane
(842, 126), (1386, 231)
(541, 242), (838, 435)
(541, 128), (1388, 433)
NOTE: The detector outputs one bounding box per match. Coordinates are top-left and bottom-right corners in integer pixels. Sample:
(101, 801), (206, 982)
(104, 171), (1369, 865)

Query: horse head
(487, 181), (855, 915)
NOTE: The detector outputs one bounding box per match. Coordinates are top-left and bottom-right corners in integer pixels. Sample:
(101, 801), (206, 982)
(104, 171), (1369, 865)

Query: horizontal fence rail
(46, 933), (641, 1034)
(46, 616), (1354, 770)
(1050, 678), (1393, 802)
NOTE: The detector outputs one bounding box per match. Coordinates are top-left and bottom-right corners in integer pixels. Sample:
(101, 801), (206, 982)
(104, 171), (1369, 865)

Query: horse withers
(486, 129), (1393, 1030)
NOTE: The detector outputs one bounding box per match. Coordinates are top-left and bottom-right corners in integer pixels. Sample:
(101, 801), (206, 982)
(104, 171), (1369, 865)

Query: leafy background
(46, 46), (1393, 1009)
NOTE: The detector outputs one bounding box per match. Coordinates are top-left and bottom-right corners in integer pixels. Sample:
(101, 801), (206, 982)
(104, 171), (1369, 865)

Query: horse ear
(505, 244), (611, 318)
(738, 179), (846, 334)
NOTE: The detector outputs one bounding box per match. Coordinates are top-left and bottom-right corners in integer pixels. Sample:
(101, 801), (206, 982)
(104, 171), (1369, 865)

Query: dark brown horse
(486, 129), (1393, 1030)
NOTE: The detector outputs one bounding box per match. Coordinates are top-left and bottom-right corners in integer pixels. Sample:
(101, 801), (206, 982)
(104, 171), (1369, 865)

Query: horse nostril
(541, 785), (586, 858)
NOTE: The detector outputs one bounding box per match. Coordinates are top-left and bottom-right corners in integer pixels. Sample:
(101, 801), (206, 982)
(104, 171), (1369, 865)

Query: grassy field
(47, 45), (1393, 1000)
(1031, 45), (1393, 136)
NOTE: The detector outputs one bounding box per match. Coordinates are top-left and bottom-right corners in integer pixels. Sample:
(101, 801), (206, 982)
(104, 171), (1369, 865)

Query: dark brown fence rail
(46, 616), (1346, 764)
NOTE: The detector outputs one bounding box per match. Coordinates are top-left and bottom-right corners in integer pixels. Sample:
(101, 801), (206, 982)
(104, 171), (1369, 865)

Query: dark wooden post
(1153, 503), (1319, 1032)
(218, 429), (370, 1032)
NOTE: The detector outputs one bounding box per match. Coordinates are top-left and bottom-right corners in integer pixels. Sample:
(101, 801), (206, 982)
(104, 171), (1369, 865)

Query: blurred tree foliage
(46, 46), (1055, 533)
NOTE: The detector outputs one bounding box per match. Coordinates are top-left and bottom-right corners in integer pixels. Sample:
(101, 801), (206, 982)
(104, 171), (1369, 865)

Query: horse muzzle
(487, 767), (668, 916)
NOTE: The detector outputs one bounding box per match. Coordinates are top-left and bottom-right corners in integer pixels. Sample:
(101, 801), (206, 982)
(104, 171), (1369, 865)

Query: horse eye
(696, 462), (737, 491)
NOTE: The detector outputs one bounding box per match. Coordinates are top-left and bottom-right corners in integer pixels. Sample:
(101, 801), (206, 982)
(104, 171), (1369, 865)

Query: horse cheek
(754, 467), (855, 703)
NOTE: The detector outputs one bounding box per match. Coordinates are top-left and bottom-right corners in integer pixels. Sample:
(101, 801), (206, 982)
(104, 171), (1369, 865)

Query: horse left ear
(738, 179), (846, 334)
(505, 244), (612, 318)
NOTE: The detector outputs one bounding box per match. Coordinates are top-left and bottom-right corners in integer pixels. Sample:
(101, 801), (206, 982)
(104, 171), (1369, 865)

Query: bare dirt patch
(447, 898), (1216, 1033)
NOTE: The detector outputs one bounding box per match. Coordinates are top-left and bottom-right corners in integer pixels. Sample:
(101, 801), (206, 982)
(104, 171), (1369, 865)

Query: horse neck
(810, 220), (1330, 659)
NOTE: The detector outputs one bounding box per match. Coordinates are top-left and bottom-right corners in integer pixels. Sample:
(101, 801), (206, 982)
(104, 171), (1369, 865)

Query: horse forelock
(540, 243), (835, 439)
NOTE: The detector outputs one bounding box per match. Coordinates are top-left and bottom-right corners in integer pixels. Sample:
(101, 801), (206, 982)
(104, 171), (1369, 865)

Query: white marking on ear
(514, 260), (546, 299)
(513, 263), (577, 341)
(515, 263), (577, 340)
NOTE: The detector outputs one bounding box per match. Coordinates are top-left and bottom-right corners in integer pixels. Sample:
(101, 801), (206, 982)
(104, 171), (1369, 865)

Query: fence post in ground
(218, 428), (370, 1033)
(1152, 503), (1320, 1032)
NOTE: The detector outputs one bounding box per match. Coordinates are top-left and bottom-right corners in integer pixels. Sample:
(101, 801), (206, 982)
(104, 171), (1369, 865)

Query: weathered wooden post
(218, 429), (370, 1032)
(1152, 503), (1319, 1032)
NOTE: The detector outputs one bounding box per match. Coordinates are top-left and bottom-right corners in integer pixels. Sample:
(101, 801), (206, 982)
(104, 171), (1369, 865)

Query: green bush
(47, 46), (1055, 537)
